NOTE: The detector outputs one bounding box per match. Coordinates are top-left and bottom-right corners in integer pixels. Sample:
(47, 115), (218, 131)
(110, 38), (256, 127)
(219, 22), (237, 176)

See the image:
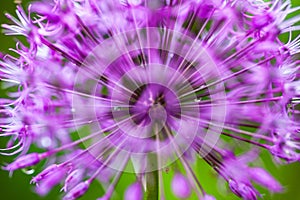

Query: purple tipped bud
(31, 164), (59, 184)
(3, 153), (41, 171)
(63, 180), (90, 200)
(36, 166), (68, 196)
(250, 167), (283, 192)
(62, 169), (84, 192)
(171, 173), (191, 199)
(124, 182), (143, 200)
(228, 179), (258, 200)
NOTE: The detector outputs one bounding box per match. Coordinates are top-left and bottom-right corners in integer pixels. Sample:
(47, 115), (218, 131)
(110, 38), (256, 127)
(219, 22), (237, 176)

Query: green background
(0, 1), (300, 199)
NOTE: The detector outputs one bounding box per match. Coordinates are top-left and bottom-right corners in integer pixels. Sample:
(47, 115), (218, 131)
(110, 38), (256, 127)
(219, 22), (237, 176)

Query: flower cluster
(0, 0), (300, 200)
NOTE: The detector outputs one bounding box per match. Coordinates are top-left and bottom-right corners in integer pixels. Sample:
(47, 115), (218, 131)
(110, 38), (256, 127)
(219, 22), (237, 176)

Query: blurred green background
(0, 0), (300, 200)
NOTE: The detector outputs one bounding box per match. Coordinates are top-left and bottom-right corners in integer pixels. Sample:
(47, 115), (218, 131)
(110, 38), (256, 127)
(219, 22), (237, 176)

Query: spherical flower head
(0, 0), (300, 200)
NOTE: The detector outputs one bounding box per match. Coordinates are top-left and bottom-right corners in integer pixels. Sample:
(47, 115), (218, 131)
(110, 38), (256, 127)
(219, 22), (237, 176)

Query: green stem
(145, 170), (159, 200)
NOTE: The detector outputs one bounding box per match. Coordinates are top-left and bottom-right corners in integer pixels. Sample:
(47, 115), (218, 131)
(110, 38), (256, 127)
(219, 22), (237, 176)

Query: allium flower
(0, 0), (300, 199)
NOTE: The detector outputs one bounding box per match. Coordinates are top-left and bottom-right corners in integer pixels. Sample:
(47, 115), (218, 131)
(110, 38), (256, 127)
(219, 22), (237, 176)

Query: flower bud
(171, 173), (191, 199)
(62, 169), (84, 192)
(63, 180), (90, 200)
(3, 153), (41, 171)
(250, 167), (283, 192)
(36, 166), (67, 196)
(31, 164), (59, 184)
(228, 179), (258, 200)
(124, 182), (143, 200)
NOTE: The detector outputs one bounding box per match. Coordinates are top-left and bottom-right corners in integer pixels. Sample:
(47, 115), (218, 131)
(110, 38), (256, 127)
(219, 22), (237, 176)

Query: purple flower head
(0, 0), (300, 200)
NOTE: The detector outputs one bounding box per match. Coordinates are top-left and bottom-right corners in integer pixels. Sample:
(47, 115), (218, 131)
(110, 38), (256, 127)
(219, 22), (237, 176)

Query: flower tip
(124, 182), (143, 200)
(1, 164), (10, 171)
(63, 181), (90, 200)
(2, 162), (16, 172)
(60, 186), (67, 193)
(3, 153), (41, 171)
(1, 24), (9, 29)
(16, 5), (24, 12)
(1, 164), (15, 177)
(4, 13), (12, 20)
(62, 169), (84, 193)
(30, 178), (36, 185)
(27, 4), (32, 11)
(36, 184), (50, 197)
(250, 167), (283, 193)
(171, 173), (191, 199)
(228, 179), (258, 200)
